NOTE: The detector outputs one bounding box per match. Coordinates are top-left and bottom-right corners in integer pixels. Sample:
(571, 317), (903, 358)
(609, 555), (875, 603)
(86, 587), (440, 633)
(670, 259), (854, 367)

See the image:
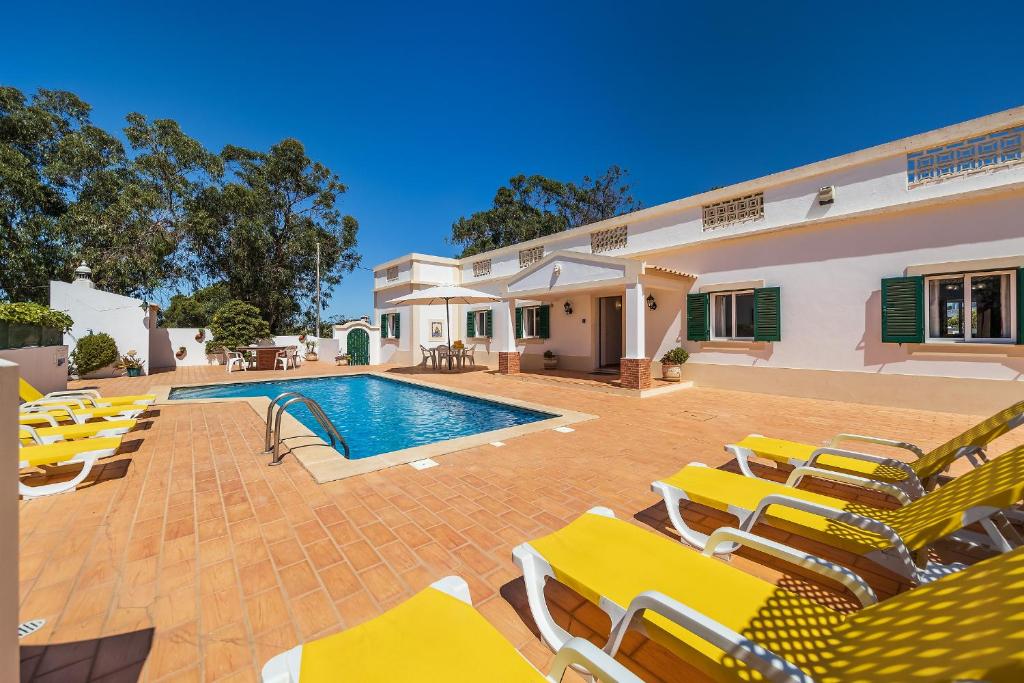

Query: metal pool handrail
(265, 392), (350, 465)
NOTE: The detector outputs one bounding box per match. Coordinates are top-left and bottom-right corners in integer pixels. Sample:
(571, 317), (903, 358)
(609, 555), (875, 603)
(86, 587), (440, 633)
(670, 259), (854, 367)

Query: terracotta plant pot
(661, 363), (682, 382)
(126, 367), (142, 377)
(543, 357), (558, 370)
(175, 347), (187, 360)
(305, 352), (318, 362)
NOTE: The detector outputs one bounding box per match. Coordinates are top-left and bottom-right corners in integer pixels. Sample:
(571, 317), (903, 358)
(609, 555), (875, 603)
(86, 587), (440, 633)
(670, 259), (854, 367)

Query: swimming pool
(168, 375), (555, 459)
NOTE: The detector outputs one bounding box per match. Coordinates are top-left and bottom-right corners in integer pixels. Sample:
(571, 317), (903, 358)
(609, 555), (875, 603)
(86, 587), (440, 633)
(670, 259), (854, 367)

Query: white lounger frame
(260, 575), (641, 683)
(20, 400), (145, 424)
(18, 441), (117, 499)
(19, 421), (134, 445)
(512, 508), (882, 683)
(652, 463), (1022, 584)
(26, 387), (155, 408)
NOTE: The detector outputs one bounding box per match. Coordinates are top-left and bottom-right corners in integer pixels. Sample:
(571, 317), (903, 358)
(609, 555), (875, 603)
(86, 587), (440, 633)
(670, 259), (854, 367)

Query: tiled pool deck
(18, 363), (1023, 682)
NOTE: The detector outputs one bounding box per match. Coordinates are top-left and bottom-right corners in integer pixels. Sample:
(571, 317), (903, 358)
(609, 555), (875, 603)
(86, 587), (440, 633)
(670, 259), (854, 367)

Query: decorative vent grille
(385, 266), (399, 282)
(907, 126), (1023, 187)
(473, 259), (491, 277)
(518, 246), (544, 269)
(591, 225), (628, 253)
(702, 193), (764, 230)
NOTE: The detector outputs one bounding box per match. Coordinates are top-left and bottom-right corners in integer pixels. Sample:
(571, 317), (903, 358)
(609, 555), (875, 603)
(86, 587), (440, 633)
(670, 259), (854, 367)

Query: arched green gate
(347, 328), (370, 365)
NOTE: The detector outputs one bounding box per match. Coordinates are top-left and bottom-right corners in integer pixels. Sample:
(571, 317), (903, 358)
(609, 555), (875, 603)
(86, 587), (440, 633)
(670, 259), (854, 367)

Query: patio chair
(261, 575), (640, 683)
(435, 344), (452, 369)
(728, 399), (1024, 498)
(19, 377), (155, 408)
(224, 347), (248, 373)
(513, 507), (1024, 683)
(419, 344), (437, 370)
(20, 417), (136, 445)
(650, 442), (1024, 585)
(19, 436), (123, 498)
(275, 346), (298, 371)
(462, 344), (477, 367)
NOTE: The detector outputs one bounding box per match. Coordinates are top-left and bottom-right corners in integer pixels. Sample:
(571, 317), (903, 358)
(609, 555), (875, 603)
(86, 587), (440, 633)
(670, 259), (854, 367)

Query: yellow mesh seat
(19, 404), (143, 424)
(19, 377), (155, 407)
(19, 419), (136, 445)
(19, 437), (122, 468)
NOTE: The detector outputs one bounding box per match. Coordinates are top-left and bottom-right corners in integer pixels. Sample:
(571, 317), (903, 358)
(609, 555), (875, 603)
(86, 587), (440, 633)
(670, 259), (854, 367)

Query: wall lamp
(563, 300), (573, 315)
(646, 294), (657, 310)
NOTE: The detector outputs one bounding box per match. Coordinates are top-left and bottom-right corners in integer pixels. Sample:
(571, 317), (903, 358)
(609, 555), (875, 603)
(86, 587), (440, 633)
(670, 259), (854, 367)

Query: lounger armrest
(43, 389), (101, 399)
(703, 527), (877, 607)
(20, 412), (59, 427)
(547, 637), (643, 683)
(827, 434), (925, 458)
(743, 494), (919, 578)
(806, 446), (914, 472)
(22, 397), (89, 409)
(607, 591), (811, 683)
(786, 466), (914, 506)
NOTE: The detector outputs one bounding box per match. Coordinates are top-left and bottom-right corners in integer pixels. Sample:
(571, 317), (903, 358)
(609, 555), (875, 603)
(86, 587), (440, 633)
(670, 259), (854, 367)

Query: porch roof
(504, 250), (695, 299)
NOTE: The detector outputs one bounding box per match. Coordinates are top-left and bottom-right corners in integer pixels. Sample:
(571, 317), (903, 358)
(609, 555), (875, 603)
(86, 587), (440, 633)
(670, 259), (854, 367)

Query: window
(385, 266), (399, 282)
(591, 225), (628, 253)
(926, 271), (1015, 343)
(711, 291), (755, 339)
(702, 193), (764, 231)
(467, 309), (491, 338)
(515, 305), (549, 339)
(380, 312), (400, 339)
(473, 259), (491, 277)
(519, 246), (544, 269)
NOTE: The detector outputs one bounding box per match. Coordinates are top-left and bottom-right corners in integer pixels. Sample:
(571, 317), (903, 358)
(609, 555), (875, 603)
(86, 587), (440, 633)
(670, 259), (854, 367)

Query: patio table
(235, 345), (289, 371)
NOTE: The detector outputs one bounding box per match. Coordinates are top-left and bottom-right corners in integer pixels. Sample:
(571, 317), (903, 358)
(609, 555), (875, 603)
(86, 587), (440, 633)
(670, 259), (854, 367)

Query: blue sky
(5, 1), (1022, 320)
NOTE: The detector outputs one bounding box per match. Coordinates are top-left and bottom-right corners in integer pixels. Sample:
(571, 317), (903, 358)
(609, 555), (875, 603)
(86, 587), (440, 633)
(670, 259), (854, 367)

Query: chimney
(73, 261), (95, 289)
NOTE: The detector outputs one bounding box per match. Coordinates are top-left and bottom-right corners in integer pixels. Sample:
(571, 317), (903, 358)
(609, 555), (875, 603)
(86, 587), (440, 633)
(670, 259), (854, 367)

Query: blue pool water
(168, 375), (554, 459)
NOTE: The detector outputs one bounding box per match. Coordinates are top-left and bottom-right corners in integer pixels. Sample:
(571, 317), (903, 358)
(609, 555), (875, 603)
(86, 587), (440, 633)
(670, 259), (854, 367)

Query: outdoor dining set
(225, 344), (300, 372)
(420, 344), (476, 371)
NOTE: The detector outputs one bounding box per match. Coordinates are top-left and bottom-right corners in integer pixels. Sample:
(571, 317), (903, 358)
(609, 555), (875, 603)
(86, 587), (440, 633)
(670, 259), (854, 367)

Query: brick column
(620, 357), (651, 390)
(498, 351), (520, 374)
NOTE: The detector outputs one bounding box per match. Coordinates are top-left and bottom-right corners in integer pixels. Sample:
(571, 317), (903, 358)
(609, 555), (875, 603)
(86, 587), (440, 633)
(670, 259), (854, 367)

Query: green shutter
(538, 305), (550, 339)
(753, 287), (781, 342)
(515, 307), (523, 339)
(485, 310), (493, 338)
(380, 314), (387, 338)
(1017, 268), (1024, 344)
(881, 276), (924, 343)
(466, 311), (475, 337)
(393, 313), (400, 339)
(686, 293), (709, 341)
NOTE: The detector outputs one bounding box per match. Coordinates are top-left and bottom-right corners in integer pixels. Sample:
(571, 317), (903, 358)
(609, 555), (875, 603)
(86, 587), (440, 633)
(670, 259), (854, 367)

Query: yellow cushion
(18, 377), (45, 402)
(299, 586), (543, 682)
(19, 377), (154, 406)
(736, 436), (910, 483)
(19, 405), (140, 423)
(819, 548), (1024, 682)
(20, 419), (136, 443)
(19, 437), (122, 468)
(528, 513), (844, 682)
(662, 465), (894, 554)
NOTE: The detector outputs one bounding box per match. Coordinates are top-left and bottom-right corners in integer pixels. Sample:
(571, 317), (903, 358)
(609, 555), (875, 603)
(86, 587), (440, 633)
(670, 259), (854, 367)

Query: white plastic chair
(225, 348), (247, 373)
(462, 344), (476, 367)
(275, 346), (298, 371)
(419, 345), (436, 370)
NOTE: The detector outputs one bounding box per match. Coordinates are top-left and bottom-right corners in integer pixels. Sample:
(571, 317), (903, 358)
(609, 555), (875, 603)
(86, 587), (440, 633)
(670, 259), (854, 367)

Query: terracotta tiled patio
(17, 363), (1023, 682)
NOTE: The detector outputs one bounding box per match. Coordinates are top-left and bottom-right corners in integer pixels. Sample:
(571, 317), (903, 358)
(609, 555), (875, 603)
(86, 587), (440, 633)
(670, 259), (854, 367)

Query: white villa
(370, 107), (1024, 413)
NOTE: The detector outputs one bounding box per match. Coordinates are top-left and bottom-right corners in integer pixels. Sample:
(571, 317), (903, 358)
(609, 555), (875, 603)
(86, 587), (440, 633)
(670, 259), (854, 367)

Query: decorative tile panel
(907, 126), (1023, 187)
(518, 246), (544, 269)
(473, 259), (491, 277)
(385, 266), (399, 282)
(702, 193), (764, 231)
(591, 225), (628, 253)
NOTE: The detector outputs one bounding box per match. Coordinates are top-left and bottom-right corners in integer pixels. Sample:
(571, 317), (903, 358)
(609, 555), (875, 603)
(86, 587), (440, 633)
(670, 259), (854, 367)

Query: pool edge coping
(149, 370), (596, 483)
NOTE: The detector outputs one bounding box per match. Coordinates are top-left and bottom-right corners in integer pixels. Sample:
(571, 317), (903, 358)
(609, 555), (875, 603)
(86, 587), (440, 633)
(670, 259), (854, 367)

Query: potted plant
(659, 347), (689, 382)
(298, 333), (307, 343)
(304, 339), (318, 361)
(335, 353), (350, 366)
(195, 329), (206, 343)
(116, 349), (145, 377)
(543, 349), (558, 370)
(175, 346), (187, 360)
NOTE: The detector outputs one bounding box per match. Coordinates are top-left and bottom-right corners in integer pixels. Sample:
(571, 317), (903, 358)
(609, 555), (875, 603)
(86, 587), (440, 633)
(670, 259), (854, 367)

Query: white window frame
(924, 270), (1017, 344)
(382, 313), (398, 339)
(472, 310), (489, 338)
(710, 290), (755, 341)
(520, 306), (541, 339)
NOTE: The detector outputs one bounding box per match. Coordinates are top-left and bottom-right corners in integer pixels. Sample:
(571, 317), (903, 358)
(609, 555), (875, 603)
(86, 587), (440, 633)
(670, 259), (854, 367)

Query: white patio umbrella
(387, 285), (501, 369)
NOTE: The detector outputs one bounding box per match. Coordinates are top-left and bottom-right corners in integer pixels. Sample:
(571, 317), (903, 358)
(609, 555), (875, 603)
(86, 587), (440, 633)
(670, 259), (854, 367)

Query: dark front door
(347, 329), (369, 365)
(598, 296), (623, 367)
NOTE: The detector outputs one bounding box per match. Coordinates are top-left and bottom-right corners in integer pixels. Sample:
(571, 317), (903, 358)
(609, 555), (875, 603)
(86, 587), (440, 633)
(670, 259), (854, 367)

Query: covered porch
(491, 251), (694, 389)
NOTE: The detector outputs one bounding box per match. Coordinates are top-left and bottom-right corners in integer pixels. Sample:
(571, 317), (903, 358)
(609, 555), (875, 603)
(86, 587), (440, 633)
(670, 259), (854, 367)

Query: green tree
(188, 139), (360, 332)
(205, 300), (271, 353)
(449, 166), (639, 257)
(162, 282), (232, 327)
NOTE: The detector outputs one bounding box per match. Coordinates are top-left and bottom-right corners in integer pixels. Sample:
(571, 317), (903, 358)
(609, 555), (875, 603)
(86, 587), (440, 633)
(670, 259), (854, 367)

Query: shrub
(660, 347), (689, 365)
(206, 300), (272, 354)
(543, 349), (555, 358)
(71, 333), (119, 375)
(0, 302), (74, 332)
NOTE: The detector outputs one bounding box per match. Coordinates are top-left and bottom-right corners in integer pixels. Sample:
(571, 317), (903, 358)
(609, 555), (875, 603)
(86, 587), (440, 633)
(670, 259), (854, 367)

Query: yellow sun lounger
(260, 575), (640, 683)
(652, 443), (1024, 584)
(728, 399), (1024, 498)
(19, 417), (136, 445)
(19, 377), (155, 408)
(19, 402), (146, 425)
(19, 436), (122, 498)
(514, 509), (1024, 683)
